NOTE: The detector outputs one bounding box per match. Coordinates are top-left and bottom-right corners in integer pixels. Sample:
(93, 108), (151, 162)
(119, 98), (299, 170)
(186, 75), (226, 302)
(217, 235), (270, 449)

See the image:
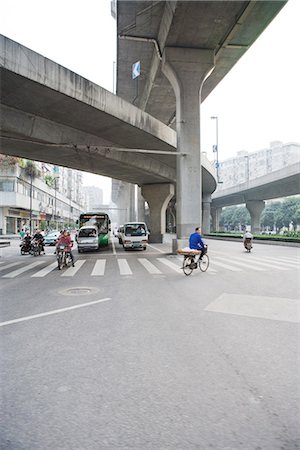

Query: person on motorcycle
(243, 231), (253, 249)
(56, 230), (75, 266)
(21, 231), (32, 252)
(32, 229), (45, 254)
(189, 227), (206, 257)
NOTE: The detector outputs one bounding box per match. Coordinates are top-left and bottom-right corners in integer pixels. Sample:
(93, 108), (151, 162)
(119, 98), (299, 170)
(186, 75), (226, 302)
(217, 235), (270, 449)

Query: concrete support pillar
(246, 200), (265, 234)
(162, 47), (215, 248)
(211, 206), (222, 232)
(129, 184), (136, 221)
(137, 187), (145, 222)
(202, 194), (212, 234)
(141, 184), (175, 243)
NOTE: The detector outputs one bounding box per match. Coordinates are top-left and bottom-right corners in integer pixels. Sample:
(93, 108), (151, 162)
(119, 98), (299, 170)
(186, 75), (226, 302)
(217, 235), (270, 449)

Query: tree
(220, 206), (250, 230)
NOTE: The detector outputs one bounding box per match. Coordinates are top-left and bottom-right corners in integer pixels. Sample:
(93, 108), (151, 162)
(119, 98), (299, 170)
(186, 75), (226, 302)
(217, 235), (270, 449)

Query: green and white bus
(78, 212), (110, 247)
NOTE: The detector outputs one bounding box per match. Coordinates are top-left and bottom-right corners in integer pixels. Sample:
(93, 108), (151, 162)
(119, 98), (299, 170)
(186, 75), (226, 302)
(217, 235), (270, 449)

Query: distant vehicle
(77, 225), (99, 253)
(113, 226), (119, 237)
(117, 225), (124, 244)
(44, 231), (60, 246)
(120, 222), (149, 250)
(78, 212), (110, 248)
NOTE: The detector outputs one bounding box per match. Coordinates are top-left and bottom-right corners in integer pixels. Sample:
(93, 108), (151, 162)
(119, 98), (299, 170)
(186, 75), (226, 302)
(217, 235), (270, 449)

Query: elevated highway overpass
(211, 162), (300, 233)
(0, 0), (287, 242)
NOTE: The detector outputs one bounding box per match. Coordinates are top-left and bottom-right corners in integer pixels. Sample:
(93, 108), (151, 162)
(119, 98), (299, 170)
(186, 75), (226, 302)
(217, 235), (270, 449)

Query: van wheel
(143, 247), (146, 250)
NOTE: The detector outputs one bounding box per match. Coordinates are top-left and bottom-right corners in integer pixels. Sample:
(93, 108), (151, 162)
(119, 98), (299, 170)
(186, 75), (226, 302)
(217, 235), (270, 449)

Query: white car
(77, 226), (99, 253)
(120, 222), (149, 250)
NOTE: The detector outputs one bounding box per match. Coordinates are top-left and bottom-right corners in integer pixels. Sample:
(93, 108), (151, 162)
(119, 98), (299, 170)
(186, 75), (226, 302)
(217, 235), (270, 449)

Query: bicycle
(177, 245), (209, 276)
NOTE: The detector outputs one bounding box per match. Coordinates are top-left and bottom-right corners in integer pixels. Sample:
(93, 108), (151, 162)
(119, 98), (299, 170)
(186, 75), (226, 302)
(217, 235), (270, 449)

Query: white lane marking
(256, 256), (297, 267)
(210, 260), (242, 272)
(148, 244), (166, 254)
(61, 260), (86, 277)
(118, 259), (132, 275)
(2, 260), (45, 278)
(0, 261), (22, 272)
(91, 260), (106, 276)
(156, 258), (182, 273)
(213, 256), (266, 271)
(231, 255), (295, 270)
(236, 256), (290, 270)
(0, 298), (111, 328)
(138, 258), (162, 274)
(31, 261), (58, 277)
(110, 237), (117, 255)
(205, 293), (300, 323)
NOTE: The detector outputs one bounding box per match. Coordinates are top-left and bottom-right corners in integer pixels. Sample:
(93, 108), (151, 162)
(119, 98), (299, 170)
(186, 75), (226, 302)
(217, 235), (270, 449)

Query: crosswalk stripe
(156, 258), (182, 273)
(257, 256), (297, 267)
(61, 260), (86, 277)
(210, 259), (242, 271)
(237, 256), (290, 270)
(138, 258), (163, 274)
(118, 259), (132, 275)
(0, 261), (22, 272)
(213, 256), (266, 271)
(2, 260), (45, 278)
(91, 260), (106, 276)
(31, 262), (58, 277)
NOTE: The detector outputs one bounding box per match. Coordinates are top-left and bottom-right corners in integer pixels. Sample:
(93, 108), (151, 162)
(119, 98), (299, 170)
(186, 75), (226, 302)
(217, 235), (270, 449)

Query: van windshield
(79, 228), (97, 238)
(125, 224), (146, 236)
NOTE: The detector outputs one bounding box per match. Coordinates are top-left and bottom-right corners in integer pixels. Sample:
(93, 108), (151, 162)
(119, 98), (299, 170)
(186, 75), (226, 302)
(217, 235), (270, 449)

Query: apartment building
(217, 141), (300, 190)
(0, 157), (86, 235)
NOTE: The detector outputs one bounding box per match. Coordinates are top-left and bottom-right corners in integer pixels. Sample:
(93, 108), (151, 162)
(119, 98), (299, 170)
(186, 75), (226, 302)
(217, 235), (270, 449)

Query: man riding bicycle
(189, 227), (206, 257)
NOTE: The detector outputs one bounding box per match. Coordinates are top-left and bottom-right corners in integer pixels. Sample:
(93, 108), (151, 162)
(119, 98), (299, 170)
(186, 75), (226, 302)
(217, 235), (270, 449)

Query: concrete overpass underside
(0, 36), (215, 193)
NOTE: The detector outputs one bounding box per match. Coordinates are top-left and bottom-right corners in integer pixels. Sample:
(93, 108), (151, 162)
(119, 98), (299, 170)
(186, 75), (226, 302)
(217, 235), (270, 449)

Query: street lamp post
(211, 116), (222, 183)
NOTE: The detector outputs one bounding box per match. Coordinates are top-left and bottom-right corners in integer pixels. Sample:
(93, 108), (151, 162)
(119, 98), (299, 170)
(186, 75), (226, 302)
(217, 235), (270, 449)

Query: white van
(76, 225), (99, 253)
(121, 222), (149, 250)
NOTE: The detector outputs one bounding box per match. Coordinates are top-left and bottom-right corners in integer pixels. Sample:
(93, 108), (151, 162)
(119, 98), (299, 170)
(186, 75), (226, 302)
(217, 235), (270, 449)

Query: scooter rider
(32, 229), (45, 253)
(56, 230), (75, 266)
(243, 231), (253, 249)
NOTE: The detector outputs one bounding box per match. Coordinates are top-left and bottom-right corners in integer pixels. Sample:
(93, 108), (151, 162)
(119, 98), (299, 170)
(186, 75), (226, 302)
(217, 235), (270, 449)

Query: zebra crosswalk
(0, 253), (297, 279)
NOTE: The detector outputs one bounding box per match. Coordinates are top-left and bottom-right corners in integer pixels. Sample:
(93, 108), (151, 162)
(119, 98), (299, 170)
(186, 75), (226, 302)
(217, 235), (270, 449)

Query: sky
(1, 0), (299, 201)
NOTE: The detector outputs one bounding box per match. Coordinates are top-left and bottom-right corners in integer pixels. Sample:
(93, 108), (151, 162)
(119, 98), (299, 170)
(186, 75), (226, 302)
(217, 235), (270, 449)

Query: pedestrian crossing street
(0, 252), (297, 279)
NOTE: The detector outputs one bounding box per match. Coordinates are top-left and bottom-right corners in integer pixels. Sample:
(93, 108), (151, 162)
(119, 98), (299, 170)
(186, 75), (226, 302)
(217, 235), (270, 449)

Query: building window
(0, 180), (15, 192)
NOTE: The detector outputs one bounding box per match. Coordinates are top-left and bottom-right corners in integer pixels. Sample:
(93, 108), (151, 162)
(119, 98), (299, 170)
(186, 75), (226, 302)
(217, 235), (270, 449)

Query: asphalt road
(0, 237), (299, 450)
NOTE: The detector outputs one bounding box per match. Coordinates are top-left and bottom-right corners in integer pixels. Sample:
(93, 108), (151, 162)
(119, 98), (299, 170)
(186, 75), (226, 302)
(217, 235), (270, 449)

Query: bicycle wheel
(183, 256), (194, 276)
(199, 254), (209, 272)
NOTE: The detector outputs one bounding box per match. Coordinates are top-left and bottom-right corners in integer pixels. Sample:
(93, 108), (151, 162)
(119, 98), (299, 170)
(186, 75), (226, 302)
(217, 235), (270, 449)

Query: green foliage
(23, 160), (40, 179)
(0, 154), (21, 166)
(220, 198), (300, 231)
(220, 206), (250, 229)
(44, 175), (55, 188)
(39, 221), (47, 231)
(261, 197), (300, 230)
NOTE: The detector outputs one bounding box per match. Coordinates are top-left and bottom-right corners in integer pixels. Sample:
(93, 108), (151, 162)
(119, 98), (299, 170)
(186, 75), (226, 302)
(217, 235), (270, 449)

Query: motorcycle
(56, 244), (73, 270)
(244, 237), (253, 253)
(20, 238), (32, 255)
(31, 238), (44, 257)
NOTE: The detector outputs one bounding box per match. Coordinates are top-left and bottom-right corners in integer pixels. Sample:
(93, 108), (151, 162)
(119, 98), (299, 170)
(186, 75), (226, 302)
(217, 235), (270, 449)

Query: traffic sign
(132, 61), (140, 79)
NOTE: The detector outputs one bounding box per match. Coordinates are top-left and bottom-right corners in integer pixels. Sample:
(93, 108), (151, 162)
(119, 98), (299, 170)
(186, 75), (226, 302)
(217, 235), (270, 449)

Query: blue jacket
(189, 232), (205, 250)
